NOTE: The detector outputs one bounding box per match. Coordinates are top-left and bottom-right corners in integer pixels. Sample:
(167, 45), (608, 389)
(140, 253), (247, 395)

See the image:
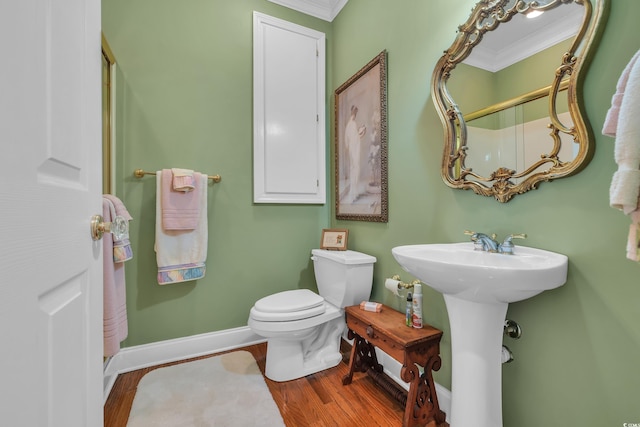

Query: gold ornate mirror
(431, 0), (607, 202)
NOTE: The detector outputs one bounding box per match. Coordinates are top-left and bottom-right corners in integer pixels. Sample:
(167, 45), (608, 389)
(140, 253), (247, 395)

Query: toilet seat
(251, 289), (326, 322)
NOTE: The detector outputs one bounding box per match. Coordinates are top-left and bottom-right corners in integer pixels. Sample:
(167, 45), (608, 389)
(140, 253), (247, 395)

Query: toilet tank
(311, 249), (376, 308)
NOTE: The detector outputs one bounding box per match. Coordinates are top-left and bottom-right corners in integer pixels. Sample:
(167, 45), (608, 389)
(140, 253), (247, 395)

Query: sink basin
(391, 242), (568, 304)
(392, 242), (568, 427)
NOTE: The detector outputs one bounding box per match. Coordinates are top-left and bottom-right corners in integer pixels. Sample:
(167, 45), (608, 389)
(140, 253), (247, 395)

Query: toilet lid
(251, 289), (326, 322)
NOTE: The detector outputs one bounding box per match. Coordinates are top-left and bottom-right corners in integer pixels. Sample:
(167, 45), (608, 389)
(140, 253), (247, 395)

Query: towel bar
(133, 169), (221, 183)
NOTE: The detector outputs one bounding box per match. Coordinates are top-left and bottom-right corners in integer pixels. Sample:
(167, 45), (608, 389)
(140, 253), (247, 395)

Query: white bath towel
(608, 50), (640, 214)
(603, 50), (640, 137)
(155, 171), (208, 284)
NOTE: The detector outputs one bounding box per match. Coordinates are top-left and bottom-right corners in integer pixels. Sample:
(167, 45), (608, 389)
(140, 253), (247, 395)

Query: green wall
(103, 0), (640, 425)
(333, 1), (639, 426)
(101, 0), (332, 345)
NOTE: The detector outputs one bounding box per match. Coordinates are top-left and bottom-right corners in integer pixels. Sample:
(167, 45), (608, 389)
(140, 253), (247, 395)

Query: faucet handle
(464, 231), (483, 250)
(499, 233), (527, 254)
(504, 233), (527, 243)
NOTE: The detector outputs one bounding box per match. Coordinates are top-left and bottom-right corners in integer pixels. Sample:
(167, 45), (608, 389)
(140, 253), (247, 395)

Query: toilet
(248, 248), (376, 382)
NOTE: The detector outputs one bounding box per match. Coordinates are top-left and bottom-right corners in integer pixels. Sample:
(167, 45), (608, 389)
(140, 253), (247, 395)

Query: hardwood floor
(104, 341), (415, 426)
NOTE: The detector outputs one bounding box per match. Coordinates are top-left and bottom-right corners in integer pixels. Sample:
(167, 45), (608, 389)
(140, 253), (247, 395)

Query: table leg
(342, 330), (359, 385)
(342, 330), (382, 385)
(401, 347), (447, 427)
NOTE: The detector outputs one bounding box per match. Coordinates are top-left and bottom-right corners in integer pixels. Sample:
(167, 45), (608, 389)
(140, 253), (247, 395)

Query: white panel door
(0, 1), (103, 426)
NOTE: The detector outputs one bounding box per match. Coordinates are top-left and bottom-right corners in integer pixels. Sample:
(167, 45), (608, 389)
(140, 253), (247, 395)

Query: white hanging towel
(606, 49), (640, 214)
(603, 49), (640, 262)
(155, 170), (208, 284)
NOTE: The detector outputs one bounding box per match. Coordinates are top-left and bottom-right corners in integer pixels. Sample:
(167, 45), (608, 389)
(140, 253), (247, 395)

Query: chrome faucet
(464, 230), (499, 252)
(464, 231), (527, 254)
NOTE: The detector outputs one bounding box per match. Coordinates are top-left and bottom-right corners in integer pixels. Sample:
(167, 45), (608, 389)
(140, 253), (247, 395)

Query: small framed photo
(320, 229), (349, 251)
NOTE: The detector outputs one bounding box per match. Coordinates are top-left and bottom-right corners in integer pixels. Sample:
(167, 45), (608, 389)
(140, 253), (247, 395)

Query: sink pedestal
(391, 242), (568, 427)
(444, 294), (508, 427)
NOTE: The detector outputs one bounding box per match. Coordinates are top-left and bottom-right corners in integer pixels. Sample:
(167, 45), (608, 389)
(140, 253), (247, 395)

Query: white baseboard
(103, 326), (451, 423)
(103, 326), (265, 403)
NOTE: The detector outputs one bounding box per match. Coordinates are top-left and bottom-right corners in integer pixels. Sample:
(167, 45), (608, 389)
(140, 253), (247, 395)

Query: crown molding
(267, 0), (348, 22)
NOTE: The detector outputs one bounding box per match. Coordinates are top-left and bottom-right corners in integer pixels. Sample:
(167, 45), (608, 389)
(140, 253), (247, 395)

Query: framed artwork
(335, 50), (388, 222)
(320, 228), (349, 251)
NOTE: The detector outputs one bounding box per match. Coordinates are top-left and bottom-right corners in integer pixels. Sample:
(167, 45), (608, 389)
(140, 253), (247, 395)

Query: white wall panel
(253, 12), (326, 204)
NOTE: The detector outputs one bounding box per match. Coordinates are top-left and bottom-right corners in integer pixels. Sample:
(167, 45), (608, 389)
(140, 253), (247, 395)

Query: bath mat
(126, 351), (285, 427)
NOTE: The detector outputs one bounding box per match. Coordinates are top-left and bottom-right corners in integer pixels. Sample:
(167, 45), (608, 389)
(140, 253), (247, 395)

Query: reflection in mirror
(431, 0), (608, 202)
(464, 82), (575, 183)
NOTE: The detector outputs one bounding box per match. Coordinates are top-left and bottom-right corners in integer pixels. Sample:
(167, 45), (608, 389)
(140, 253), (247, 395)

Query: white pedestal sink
(392, 242), (568, 427)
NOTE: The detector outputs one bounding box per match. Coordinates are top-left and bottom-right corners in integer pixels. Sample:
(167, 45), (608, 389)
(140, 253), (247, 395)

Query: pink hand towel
(103, 194), (133, 221)
(161, 168), (201, 230)
(103, 194), (134, 263)
(172, 168), (196, 192)
(103, 198), (128, 357)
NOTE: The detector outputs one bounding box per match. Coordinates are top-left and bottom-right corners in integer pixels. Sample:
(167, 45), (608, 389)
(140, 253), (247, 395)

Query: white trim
(252, 12), (326, 204)
(103, 327), (265, 403)
(267, 0), (348, 22)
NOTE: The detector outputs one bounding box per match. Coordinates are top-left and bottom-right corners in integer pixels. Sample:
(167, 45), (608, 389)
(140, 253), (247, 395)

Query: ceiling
(267, 0), (348, 22)
(464, 2), (584, 72)
(267, 1), (583, 72)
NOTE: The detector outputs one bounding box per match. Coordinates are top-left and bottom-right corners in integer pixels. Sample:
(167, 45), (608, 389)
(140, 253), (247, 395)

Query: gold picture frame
(335, 50), (388, 222)
(320, 229), (349, 251)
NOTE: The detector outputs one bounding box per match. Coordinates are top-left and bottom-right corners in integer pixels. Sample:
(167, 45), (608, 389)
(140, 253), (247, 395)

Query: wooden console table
(343, 305), (447, 427)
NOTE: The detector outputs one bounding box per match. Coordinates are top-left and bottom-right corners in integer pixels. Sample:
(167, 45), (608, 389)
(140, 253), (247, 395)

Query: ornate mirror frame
(431, 0), (608, 202)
